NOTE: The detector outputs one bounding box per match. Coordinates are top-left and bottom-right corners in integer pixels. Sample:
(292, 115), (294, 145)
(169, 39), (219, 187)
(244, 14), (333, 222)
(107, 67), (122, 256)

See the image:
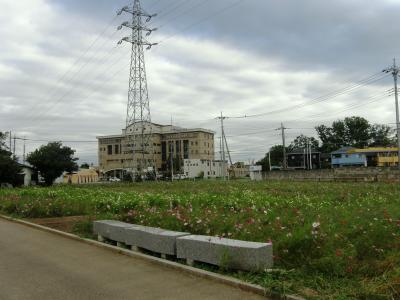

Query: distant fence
(263, 167), (400, 182)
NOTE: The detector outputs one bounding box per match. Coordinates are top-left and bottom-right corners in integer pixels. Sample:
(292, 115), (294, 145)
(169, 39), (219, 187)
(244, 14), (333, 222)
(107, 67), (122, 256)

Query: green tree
(288, 134), (319, 151)
(316, 116), (394, 152)
(0, 131), (22, 186)
(256, 145), (286, 171)
(80, 163), (90, 169)
(0, 132), (8, 150)
(369, 124), (394, 147)
(316, 116), (370, 152)
(27, 142), (78, 186)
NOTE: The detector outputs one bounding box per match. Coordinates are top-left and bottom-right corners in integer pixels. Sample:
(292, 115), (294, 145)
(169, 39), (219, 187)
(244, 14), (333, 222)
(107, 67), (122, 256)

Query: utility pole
(223, 129), (233, 179)
(117, 1), (158, 180)
(23, 137), (26, 165)
(219, 136), (223, 178)
(13, 134), (16, 157)
(268, 151), (272, 171)
(277, 123), (287, 170)
(170, 142), (174, 181)
(309, 140), (313, 170)
(8, 131), (11, 153)
(217, 112), (227, 180)
(383, 58), (400, 169)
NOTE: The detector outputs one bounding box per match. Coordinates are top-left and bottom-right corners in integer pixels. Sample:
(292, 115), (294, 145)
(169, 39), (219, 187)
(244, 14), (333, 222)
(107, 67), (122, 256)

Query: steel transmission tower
(117, 1), (158, 178)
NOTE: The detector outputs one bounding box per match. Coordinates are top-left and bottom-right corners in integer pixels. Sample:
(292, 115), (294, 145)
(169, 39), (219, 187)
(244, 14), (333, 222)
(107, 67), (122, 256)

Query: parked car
(173, 174), (188, 180)
(109, 177), (121, 182)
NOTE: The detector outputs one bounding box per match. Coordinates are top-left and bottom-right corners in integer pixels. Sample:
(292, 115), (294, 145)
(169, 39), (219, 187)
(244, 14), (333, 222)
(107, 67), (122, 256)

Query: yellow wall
(377, 156), (399, 167)
(63, 169), (99, 184)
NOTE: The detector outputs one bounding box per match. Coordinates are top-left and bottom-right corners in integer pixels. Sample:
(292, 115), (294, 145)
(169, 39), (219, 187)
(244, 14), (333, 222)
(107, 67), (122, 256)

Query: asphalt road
(0, 218), (266, 300)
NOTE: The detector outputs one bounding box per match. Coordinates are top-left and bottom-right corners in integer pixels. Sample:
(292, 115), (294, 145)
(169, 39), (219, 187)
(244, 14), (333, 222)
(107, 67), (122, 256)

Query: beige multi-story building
(97, 122), (215, 178)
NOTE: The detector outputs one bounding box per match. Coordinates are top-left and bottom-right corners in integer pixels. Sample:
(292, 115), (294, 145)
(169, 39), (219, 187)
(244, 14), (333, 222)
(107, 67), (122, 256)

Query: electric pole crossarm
(117, 22), (157, 36)
(117, 6), (157, 21)
(118, 36), (158, 49)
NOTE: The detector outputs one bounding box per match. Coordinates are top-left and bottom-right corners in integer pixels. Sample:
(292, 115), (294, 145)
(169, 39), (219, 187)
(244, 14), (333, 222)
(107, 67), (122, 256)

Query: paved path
(0, 219), (266, 300)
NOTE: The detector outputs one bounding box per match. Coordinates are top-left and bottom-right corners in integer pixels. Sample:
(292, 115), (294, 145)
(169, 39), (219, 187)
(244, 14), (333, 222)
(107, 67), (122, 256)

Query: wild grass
(0, 180), (399, 299)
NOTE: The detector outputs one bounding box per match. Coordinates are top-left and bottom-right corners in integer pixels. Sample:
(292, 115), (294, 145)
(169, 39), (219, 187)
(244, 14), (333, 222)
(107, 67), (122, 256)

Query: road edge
(0, 214), (304, 300)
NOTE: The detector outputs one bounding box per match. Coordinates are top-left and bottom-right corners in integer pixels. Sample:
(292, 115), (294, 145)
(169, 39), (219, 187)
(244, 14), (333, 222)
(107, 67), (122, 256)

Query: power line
(24, 1), (245, 129)
(156, 0), (245, 44)
(153, 0), (213, 30)
(226, 72), (390, 119)
(26, 41), (123, 126)
(15, 137), (97, 143)
(23, 14), (121, 122)
(289, 90), (393, 123)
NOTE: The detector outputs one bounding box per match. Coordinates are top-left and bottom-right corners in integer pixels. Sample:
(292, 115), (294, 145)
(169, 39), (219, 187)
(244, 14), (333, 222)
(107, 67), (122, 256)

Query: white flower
(312, 222), (320, 228)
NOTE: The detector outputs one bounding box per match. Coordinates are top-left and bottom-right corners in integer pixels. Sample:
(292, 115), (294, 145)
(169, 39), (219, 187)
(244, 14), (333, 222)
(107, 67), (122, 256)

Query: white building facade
(249, 165), (262, 181)
(183, 159), (228, 179)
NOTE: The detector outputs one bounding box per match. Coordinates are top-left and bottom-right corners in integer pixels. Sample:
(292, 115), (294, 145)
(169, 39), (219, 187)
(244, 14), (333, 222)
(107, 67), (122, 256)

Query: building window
(176, 141), (181, 157)
(183, 140), (189, 159)
(115, 145), (119, 155)
(107, 145), (112, 155)
(161, 142), (167, 161)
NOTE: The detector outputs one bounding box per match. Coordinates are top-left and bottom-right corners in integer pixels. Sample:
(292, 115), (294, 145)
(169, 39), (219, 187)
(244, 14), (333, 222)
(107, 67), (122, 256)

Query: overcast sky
(1, 0), (400, 165)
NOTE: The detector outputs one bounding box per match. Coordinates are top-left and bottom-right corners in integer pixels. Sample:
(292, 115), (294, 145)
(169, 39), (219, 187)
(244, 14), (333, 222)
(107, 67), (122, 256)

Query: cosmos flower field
(0, 180), (399, 299)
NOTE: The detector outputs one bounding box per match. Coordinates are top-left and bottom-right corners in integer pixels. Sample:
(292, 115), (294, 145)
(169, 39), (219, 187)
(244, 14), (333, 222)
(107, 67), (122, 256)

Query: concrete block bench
(125, 226), (189, 257)
(93, 220), (136, 244)
(176, 235), (273, 272)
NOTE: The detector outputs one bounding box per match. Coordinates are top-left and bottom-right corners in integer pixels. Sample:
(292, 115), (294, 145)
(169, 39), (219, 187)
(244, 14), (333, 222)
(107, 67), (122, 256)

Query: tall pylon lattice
(117, 1), (158, 179)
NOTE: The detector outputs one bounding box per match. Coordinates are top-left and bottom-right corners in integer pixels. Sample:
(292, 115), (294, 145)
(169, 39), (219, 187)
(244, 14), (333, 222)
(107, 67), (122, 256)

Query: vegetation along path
(0, 180), (399, 299)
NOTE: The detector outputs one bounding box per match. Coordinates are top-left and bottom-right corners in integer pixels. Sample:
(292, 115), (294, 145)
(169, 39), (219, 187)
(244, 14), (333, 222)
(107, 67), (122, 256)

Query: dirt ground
(25, 216), (90, 233)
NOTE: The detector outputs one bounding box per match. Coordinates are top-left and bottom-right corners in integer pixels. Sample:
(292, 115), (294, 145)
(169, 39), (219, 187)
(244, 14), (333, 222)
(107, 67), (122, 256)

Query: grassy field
(0, 180), (399, 299)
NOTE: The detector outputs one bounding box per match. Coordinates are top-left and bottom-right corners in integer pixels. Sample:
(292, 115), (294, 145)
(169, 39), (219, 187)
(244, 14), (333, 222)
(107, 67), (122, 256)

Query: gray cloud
(1, 0), (398, 164)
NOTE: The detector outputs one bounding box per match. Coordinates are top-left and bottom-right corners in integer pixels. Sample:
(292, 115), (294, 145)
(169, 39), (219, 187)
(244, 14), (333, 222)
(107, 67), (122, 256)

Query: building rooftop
(331, 147), (356, 155)
(350, 147), (400, 153)
(96, 121), (214, 139)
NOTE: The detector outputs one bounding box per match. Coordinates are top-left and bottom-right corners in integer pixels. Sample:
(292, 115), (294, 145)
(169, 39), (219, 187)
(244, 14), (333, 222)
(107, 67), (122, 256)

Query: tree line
(0, 132), (78, 186)
(257, 116), (395, 170)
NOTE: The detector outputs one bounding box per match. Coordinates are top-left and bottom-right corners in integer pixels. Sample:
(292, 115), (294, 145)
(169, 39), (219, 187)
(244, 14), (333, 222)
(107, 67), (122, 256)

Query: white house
(183, 159), (228, 179)
(249, 165), (262, 181)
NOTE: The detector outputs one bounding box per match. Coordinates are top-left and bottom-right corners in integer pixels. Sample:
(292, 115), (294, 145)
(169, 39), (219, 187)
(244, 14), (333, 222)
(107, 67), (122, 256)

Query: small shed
(19, 164), (34, 186)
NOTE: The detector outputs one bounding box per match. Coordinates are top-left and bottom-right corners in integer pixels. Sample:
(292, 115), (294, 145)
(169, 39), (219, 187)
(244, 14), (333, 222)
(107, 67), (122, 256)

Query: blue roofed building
(331, 147), (367, 168)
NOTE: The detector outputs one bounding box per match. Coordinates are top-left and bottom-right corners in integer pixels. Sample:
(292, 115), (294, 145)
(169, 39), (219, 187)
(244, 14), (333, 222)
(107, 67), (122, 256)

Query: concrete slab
(177, 235), (273, 272)
(93, 220), (136, 243)
(125, 226), (189, 256)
